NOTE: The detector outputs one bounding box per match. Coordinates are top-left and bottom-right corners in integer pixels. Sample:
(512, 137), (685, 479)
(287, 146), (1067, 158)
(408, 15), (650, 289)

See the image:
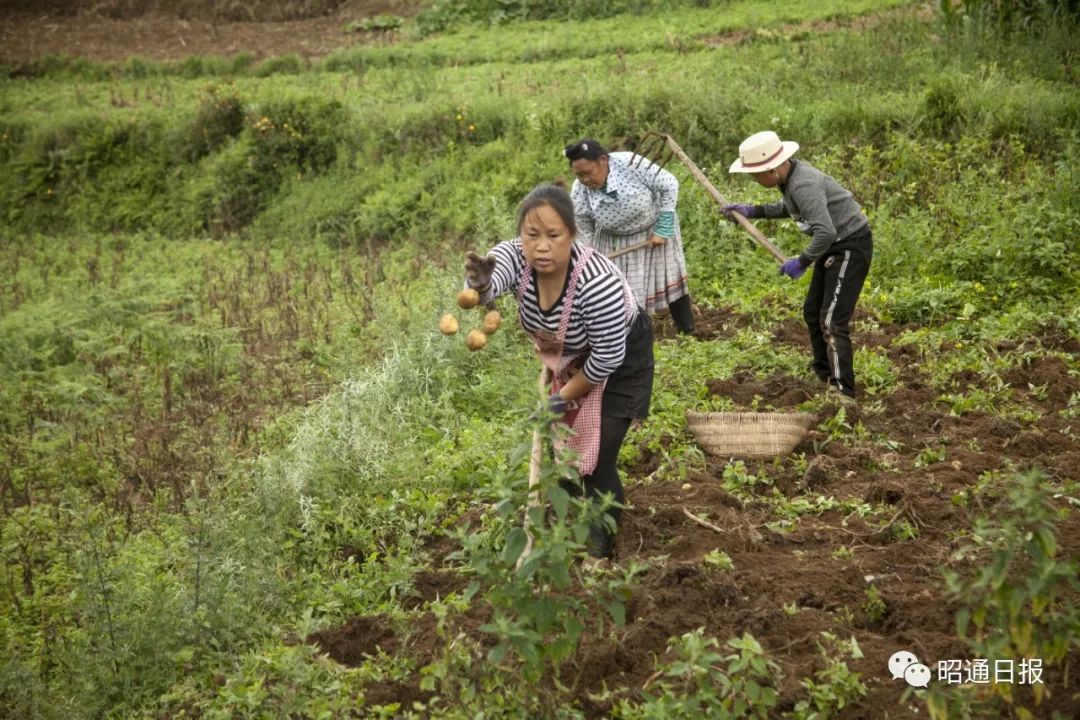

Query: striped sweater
(478, 240), (638, 384)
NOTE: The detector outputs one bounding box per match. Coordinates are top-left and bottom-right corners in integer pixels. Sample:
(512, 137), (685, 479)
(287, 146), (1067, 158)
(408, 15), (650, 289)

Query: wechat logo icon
(889, 650), (931, 688)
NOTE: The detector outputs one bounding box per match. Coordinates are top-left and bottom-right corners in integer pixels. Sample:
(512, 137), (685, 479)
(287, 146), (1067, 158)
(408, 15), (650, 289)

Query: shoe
(808, 362), (829, 384)
(825, 386), (858, 408)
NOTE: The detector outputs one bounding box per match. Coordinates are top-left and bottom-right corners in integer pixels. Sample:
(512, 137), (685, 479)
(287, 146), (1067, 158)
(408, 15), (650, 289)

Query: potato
(466, 329), (488, 351)
(481, 309), (502, 335)
(457, 288), (480, 309)
(438, 314), (459, 335)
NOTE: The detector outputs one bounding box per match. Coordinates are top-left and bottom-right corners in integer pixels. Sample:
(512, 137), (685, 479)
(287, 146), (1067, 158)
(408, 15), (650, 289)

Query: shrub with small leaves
(444, 409), (641, 715)
(182, 84), (244, 161)
(790, 633), (867, 720)
(931, 470), (1080, 718)
(618, 629), (779, 719)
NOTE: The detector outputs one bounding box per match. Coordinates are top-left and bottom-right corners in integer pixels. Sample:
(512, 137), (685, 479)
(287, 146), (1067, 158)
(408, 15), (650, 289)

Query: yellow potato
(457, 288), (480, 309)
(438, 314), (459, 335)
(481, 309), (502, 335)
(465, 329), (488, 351)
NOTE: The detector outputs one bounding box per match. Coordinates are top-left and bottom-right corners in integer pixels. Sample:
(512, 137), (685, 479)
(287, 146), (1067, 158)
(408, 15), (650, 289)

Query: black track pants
(803, 231), (873, 398)
(560, 415), (632, 559)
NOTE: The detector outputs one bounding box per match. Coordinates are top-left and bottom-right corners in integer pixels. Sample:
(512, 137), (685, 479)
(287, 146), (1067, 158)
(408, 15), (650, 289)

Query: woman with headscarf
(564, 138), (695, 335)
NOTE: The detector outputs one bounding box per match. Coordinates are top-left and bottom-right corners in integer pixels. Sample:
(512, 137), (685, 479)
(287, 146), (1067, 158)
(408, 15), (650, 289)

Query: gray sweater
(758, 159), (869, 266)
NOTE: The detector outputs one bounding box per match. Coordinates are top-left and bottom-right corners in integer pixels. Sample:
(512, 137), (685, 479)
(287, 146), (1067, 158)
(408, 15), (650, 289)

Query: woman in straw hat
(563, 138), (696, 335)
(723, 131), (872, 402)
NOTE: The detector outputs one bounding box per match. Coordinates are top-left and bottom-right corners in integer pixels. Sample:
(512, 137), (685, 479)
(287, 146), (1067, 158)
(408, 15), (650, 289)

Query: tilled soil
(0, 0), (420, 64)
(311, 311), (1080, 717)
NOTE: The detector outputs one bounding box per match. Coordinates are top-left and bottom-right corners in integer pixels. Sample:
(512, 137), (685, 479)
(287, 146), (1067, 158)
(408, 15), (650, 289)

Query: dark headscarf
(564, 138), (608, 163)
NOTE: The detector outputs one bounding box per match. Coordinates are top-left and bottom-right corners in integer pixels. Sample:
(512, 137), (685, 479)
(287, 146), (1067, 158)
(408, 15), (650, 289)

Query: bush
(182, 84), (245, 161)
(940, 0), (1080, 33)
(935, 470), (1080, 717)
(619, 630), (780, 719)
(184, 94), (346, 234)
(922, 75), (967, 138)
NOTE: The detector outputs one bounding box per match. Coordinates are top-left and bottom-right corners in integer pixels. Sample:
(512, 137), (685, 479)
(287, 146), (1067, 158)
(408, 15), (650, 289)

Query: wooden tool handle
(658, 134), (787, 264)
(606, 239), (653, 260)
(518, 366), (551, 570)
(527, 366), (551, 493)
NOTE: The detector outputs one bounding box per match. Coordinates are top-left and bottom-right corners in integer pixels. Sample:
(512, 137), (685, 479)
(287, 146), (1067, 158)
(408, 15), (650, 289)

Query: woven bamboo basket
(686, 410), (813, 460)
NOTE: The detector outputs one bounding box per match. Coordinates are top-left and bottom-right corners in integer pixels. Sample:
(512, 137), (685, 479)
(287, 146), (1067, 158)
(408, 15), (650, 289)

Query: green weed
(703, 549), (735, 571)
(445, 411), (642, 713)
(619, 629), (780, 719)
(862, 585), (888, 625)
(790, 633), (868, 719)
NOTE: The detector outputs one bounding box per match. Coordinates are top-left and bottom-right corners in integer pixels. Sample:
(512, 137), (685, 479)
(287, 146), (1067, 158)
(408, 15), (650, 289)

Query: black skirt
(601, 310), (654, 419)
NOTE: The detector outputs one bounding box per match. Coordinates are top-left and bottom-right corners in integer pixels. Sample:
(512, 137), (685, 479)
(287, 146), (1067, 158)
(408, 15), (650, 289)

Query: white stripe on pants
(824, 250), (851, 393)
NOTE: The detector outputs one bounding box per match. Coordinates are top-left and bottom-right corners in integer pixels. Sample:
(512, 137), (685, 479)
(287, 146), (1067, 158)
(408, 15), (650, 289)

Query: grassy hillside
(1, 1), (1078, 717)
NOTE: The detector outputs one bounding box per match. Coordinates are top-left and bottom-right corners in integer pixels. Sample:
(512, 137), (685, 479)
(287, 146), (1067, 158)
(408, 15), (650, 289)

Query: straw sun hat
(729, 131), (799, 173)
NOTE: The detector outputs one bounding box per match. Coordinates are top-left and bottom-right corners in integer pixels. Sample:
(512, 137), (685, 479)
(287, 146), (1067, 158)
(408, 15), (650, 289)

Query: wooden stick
(606, 239), (653, 260)
(518, 366), (551, 570)
(682, 507), (730, 534)
(641, 668), (665, 690)
(656, 133), (787, 264)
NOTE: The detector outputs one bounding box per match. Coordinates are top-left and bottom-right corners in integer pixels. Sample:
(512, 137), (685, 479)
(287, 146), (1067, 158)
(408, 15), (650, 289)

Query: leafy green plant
(619, 629), (780, 719)
(811, 406), (870, 453)
(789, 633), (867, 720)
(176, 640), (368, 719)
(862, 585), (888, 625)
(890, 519), (920, 543)
(935, 470), (1080, 717)
(915, 443), (947, 468)
(852, 349), (898, 396)
(884, 282), (969, 325)
(703, 549), (735, 571)
(721, 460), (770, 496)
(937, 384), (1013, 417)
(446, 410), (640, 712)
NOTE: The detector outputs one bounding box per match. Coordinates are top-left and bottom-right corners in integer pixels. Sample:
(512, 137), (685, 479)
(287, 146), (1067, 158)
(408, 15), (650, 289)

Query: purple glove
(532, 393), (569, 423)
(722, 203), (758, 222)
(780, 257), (808, 280)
